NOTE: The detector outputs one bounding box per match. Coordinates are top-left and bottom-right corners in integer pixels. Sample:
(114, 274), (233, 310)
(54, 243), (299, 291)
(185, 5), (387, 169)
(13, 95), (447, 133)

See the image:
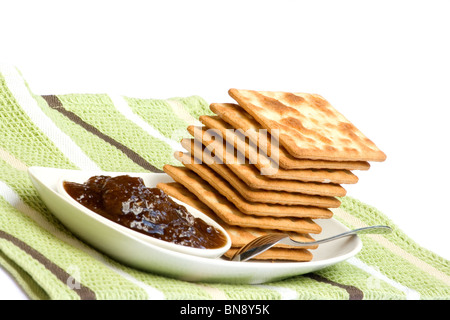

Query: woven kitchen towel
(0, 65), (448, 300)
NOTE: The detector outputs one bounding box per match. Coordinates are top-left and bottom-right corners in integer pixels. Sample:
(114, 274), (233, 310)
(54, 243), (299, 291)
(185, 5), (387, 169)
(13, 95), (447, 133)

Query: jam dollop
(63, 175), (227, 249)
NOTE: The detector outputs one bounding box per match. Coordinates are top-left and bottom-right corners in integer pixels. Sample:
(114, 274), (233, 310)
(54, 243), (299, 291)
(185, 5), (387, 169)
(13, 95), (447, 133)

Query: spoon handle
(282, 225), (392, 246)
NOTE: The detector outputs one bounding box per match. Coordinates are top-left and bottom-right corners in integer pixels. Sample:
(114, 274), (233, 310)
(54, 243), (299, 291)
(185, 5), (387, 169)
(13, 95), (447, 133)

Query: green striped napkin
(0, 65), (448, 300)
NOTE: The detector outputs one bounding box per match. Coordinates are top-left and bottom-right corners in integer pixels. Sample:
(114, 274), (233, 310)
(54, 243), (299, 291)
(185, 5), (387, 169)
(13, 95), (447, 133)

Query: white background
(1, 0), (449, 299)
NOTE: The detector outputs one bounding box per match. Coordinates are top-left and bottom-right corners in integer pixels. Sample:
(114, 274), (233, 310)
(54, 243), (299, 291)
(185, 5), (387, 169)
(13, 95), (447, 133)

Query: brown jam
(63, 175), (227, 249)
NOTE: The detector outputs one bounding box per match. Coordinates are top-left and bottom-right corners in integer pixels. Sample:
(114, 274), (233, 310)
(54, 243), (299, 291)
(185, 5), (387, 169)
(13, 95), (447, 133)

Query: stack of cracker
(157, 89), (386, 262)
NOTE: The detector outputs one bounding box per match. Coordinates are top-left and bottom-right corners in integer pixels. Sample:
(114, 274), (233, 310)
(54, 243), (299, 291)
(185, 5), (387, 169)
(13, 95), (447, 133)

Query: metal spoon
(231, 225), (392, 262)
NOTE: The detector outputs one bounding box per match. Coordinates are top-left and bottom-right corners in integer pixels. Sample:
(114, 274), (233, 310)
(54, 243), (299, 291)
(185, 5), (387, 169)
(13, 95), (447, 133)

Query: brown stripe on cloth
(41, 95), (163, 173)
(305, 273), (364, 300)
(0, 230), (96, 300)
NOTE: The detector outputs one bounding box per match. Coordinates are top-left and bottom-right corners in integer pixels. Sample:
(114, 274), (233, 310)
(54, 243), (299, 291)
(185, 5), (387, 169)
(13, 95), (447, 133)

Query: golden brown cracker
(191, 119), (359, 184)
(175, 150), (340, 209)
(162, 165), (322, 234)
(157, 182), (317, 249)
(228, 89), (387, 162)
(210, 102), (371, 171)
(224, 247), (313, 262)
(181, 137), (347, 197)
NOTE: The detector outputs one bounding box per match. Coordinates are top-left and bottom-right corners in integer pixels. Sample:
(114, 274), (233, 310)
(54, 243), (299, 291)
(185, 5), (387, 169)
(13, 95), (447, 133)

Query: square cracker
(174, 150), (340, 209)
(210, 102), (370, 170)
(157, 181), (317, 249)
(158, 182), (314, 261)
(223, 247), (312, 262)
(228, 89), (387, 162)
(193, 117), (359, 184)
(181, 137), (347, 197)
(162, 164), (323, 234)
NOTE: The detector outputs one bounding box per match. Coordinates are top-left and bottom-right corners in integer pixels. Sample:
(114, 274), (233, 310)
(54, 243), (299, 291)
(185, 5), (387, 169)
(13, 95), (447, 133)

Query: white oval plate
(28, 166), (362, 284)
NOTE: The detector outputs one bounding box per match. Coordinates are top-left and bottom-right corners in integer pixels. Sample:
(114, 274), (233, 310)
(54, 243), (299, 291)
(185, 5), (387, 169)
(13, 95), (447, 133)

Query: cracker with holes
(228, 89), (386, 162)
